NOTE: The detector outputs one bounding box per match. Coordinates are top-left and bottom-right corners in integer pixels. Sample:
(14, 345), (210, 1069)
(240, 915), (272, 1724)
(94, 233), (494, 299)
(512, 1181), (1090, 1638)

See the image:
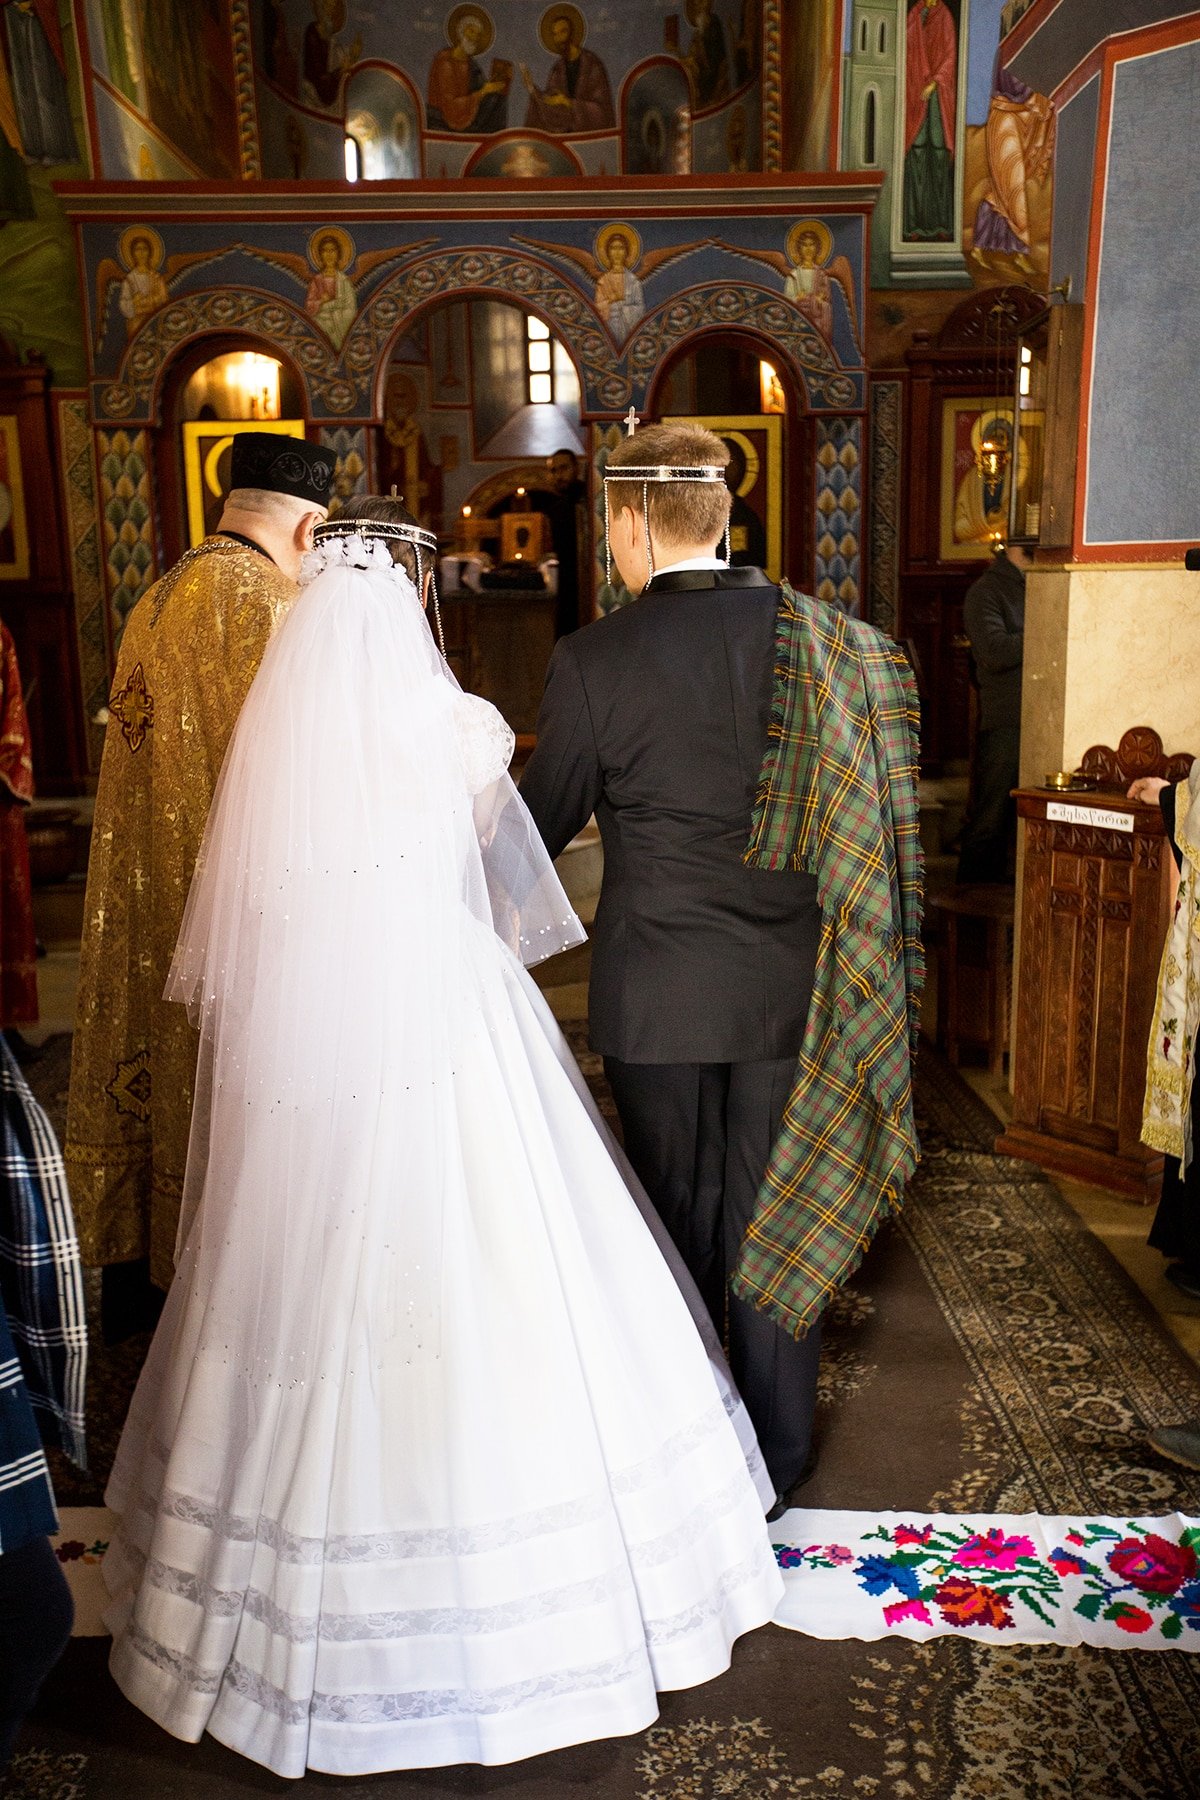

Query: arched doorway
(153, 334), (309, 568)
(376, 293), (587, 730)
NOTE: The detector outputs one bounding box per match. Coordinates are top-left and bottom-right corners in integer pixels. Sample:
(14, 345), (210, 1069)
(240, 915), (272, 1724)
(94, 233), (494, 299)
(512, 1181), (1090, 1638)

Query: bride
(101, 498), (782, 1780)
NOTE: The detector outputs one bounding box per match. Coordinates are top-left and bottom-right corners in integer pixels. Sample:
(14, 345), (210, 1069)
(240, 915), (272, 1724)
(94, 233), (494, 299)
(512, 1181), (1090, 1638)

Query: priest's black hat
(229, 433), (336, 507)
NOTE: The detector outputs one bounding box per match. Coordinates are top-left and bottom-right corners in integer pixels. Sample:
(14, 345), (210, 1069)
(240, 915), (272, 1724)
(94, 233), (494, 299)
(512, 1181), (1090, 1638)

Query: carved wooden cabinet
(998, 784), (1173, 1196)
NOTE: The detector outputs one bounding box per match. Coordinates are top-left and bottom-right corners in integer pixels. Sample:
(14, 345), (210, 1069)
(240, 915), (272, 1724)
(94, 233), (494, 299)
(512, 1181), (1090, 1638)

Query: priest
(65, 434), (335, 1307)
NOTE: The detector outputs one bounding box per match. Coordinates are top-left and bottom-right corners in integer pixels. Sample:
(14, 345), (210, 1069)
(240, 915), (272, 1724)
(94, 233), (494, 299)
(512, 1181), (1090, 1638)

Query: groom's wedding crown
(602, 447), (730, 588)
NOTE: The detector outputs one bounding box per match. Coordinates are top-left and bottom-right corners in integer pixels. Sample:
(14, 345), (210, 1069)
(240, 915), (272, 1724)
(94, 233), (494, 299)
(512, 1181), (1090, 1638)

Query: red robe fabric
(427, 48), (487, 132)
(905, 0), (956, 152)
(0, 621), (36, 1026)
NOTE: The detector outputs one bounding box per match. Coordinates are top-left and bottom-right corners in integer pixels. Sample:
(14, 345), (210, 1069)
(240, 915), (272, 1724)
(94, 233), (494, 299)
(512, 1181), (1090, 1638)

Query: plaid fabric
(0, 1036), (87, 1469)
(0, 1294), (57, 1553)
(732, 584), (924, 1338)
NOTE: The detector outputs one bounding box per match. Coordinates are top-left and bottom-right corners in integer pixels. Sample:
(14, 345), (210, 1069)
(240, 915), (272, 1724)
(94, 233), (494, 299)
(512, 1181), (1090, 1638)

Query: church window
(343, 135), (360, 182)
(859, 16), (869, 53)
(878, 19), (887, 54)
(527, 315), (553, 405)
(863, 88), (878, 164)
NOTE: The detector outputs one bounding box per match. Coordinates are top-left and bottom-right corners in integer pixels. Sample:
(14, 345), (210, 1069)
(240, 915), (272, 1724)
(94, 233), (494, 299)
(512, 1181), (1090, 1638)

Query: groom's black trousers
(604, 1055), (821, 1497)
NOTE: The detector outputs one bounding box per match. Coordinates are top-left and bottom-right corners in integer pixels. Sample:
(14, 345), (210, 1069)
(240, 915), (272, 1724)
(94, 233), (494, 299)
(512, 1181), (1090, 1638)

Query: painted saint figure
(514, 225), (711, 344)
(95, 230), (233, 351)
(972, 51), (1055, 260)
(427, 6), (509, 134)
(594, 225), (645, 338)
(302, 0), (360, 111)
(118, 235), (169, 333)
(522, 5), (614, 134)
(715, 220), (861, 356)
(685, 0), (730, 108)
(903, 0), (957, 243)
(304, 230), (357, 349)
(1, 0), (76, 163)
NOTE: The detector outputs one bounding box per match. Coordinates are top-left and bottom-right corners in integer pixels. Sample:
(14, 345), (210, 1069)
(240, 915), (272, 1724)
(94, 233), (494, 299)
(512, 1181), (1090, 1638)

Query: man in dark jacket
(957, 541), (1030, 884)
(519, 422), (821, 1515)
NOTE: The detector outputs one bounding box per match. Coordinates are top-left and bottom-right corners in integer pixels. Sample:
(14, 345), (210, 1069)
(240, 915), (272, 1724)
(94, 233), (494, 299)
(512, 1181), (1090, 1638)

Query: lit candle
(462, 505), (472, 518)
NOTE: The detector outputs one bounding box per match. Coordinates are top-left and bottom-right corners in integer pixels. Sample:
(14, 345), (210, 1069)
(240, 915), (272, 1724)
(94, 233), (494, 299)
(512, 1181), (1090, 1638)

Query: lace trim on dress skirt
(642, 1545), (776, 1647)
(121, 1543), (772, 1727)
(114, 1463), (764, 1649)
(117, 1399), (735, 1569)
(307, 1648), (652, 1726)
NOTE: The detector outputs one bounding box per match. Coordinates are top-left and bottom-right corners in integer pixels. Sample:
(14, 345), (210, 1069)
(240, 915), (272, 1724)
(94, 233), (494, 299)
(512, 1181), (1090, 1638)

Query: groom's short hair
(605, 422), (732, 550)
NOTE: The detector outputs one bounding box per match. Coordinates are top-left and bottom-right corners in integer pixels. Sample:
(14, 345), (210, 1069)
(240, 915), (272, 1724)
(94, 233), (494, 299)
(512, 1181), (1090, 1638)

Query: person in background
(957, 541), (1030, 884)
(1131, 756), (1200, 1469)
(541, 447), (587, 636)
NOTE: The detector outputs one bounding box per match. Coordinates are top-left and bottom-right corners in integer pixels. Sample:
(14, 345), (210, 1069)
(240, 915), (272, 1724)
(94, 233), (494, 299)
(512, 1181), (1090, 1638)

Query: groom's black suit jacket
(519, 566), (820, 1065)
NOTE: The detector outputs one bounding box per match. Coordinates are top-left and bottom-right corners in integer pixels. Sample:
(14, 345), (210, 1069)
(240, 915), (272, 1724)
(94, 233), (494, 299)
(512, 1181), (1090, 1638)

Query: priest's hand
(1127, 777), (1168, 804)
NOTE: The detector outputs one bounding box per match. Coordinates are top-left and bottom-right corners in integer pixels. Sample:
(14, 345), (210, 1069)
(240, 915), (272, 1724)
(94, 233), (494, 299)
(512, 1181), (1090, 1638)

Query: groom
(520, 422), (821, 1515)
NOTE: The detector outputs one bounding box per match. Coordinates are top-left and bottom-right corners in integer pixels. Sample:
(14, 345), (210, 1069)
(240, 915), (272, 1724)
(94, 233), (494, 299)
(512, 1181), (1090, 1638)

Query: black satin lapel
(644, 567), (773, 594)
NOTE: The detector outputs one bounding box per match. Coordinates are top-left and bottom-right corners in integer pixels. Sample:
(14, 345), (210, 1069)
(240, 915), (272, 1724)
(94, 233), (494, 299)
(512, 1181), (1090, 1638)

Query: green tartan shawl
(732, 584), (924, 1338)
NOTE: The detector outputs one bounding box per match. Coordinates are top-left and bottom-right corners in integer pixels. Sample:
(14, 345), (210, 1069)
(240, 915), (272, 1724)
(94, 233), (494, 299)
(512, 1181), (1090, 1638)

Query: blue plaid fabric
(0, 1037), (87, 1474)
(0, 1293), (57, 1553)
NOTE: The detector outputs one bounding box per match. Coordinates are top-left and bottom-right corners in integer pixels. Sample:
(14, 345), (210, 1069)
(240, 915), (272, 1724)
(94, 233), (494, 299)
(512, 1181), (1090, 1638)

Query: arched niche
(151, 331), (310, 568)
(621, 59), (691, 175)
(375, 290), (588, 632)
(345, 63), (423, 179)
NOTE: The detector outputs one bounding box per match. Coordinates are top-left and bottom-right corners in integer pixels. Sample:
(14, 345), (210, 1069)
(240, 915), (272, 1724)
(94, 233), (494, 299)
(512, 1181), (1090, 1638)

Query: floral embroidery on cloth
(771, 1510), (1200, 1648)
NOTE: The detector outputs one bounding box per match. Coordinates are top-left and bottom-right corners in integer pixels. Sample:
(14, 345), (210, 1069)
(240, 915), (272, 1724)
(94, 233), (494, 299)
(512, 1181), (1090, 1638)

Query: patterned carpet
(8, 1035), (1200, 1798)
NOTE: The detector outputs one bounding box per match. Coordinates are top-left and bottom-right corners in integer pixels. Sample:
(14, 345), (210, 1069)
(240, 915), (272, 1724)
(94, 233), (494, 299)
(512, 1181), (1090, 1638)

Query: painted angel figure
(513, 224), (710, 344)
(94, 228), (237, 351)
(713, 221), (861, 354)
(237, 230), (438, 353)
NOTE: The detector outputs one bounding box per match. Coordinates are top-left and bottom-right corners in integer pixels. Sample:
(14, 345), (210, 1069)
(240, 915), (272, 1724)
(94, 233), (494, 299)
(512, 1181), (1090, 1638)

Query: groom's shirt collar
(652, 555), (726, 576)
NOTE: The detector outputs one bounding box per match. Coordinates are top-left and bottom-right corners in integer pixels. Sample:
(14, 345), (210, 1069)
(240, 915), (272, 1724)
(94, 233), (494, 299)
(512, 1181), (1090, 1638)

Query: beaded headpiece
(314, 513), (444, 652)
(602, 410), (731, 587)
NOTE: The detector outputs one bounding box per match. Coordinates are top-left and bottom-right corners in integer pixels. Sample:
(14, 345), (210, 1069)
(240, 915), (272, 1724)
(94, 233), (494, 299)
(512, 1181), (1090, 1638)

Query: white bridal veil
(163, 530), (585, 1353)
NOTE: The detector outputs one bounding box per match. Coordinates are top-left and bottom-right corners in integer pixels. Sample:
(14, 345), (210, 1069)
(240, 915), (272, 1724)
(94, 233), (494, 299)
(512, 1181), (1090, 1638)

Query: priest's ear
(296, 508), (326, 554)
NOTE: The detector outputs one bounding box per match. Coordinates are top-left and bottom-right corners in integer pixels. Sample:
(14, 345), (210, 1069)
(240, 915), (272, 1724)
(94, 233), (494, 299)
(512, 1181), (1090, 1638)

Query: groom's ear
(616, 502), (639, 545)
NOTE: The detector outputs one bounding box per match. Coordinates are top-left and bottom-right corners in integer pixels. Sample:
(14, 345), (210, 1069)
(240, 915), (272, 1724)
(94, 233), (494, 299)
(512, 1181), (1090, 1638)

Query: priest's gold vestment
(65, 538), (295, 1286)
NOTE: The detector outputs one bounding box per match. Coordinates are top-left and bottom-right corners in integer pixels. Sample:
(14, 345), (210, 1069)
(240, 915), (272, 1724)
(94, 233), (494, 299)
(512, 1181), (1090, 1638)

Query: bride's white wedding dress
(101, 532), (782, 1779)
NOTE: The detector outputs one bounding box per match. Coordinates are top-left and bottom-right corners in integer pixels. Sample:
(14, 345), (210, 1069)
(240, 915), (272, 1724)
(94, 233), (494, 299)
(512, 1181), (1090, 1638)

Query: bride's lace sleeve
(452, 692), (516, 795)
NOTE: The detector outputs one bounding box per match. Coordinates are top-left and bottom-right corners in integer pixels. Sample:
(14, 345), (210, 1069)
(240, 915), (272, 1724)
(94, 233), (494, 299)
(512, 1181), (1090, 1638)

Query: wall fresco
(75, 208), (870, 428)
(252, 0), (766, 177)
(80, 0), (240, 179)
(841, 0), (1054, 291)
